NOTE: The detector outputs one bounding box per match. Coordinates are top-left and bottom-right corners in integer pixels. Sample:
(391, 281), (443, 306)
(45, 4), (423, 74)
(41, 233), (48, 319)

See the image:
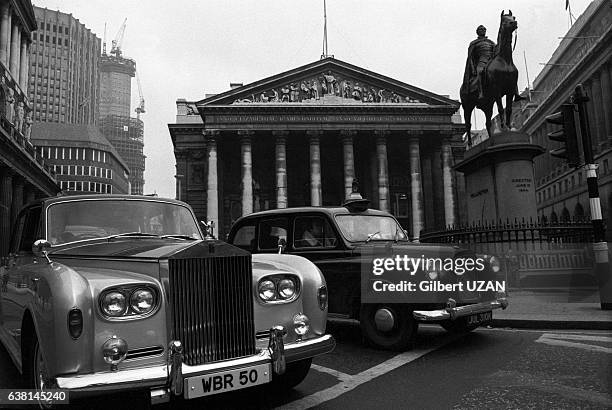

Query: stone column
(238, 130), (254, 216)
(307, 130), (322, 206)
(598, 63), (612, 139)
(431, 146), (444, 228)
(9, 22), (19, 79)
(585, 81), (598, 151)
(341, 130), (356, 198)
(421, 153), (435, 228)
(273, 131), (288, 208)
(375, 130), (390, 212)
(0, 171), (13, 257)
(19, 37), (28, 91)
(11, 177), (23, 224)
(441, 137), (456, 226)
(408, 136), (424, 240)
(0, 3), (9, 65)
(205, 130), (219, 231)
(25, 186), (36, 205)
(590, 71), (606, 146)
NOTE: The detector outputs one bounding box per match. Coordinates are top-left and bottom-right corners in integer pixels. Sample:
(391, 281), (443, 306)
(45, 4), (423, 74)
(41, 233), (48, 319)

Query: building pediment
(197, 57), (459, 108)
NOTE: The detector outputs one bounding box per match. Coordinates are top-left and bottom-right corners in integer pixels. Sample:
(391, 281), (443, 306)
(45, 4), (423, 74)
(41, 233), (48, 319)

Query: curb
(491, 318), (612, 330)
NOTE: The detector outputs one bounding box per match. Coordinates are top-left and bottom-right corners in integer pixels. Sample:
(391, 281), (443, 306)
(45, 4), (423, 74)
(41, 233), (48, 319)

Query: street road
(1, 324), (610, 409)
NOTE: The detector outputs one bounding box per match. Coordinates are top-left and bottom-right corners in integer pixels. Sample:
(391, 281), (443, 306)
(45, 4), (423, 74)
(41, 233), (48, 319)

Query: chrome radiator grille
(169, 256), (256, 366)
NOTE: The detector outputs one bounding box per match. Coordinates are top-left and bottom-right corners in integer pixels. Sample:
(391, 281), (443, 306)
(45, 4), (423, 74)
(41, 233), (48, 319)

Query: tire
(440, 317), (480, 334)
(24, 336), (56, 409)
(272, 358), (312, 390)
(359, 304), (417, 351)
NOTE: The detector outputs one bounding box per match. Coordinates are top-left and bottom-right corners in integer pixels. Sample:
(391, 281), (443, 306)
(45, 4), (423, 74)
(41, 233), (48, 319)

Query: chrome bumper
(413, 298), (508, 322)
(54, 333), (335, 399)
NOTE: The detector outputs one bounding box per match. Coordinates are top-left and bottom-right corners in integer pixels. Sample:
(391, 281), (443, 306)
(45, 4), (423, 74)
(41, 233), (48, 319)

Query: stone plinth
(455, 131), (545, 224)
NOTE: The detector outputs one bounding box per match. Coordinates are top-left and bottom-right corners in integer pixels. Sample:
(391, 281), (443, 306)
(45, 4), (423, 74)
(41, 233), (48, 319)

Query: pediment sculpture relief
(232, 71), (424, 105)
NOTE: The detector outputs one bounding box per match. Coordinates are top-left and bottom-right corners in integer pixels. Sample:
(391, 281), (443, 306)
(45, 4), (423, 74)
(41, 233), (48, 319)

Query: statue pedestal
(455, 131), (544, 224)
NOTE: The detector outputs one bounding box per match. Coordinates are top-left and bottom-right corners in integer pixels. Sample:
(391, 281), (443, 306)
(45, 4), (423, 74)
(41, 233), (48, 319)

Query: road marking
(536, 333), (612, 354)
(311, 364), (352, 382)
(275, 334), (459, 410)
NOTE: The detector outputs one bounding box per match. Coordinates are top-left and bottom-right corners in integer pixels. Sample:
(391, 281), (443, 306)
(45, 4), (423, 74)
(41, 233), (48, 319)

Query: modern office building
(27, 6), (100, 125)
(32, 122), (130, 194)
(0, 0), (59, 257)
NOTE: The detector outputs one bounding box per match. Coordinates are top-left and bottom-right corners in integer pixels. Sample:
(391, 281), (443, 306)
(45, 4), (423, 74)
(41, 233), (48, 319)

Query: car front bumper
(55, 333), (335, 403)
(412, 298), (508, 321)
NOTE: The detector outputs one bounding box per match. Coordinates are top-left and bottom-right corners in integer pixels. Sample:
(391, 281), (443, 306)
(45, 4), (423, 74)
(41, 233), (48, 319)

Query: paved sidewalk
(492, 289), (612, 330)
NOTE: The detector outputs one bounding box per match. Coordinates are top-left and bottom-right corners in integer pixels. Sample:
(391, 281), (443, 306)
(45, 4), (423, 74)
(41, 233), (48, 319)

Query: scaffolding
(99, 114), (145, 195)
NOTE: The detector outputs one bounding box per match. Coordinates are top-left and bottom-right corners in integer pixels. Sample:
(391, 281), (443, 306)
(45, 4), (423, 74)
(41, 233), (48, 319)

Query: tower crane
(135, 70), (145, 119)
(110, 18), (127, 58)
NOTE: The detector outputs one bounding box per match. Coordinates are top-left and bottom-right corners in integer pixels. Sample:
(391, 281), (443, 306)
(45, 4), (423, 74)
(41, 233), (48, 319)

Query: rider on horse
(462, 25), (524, 102)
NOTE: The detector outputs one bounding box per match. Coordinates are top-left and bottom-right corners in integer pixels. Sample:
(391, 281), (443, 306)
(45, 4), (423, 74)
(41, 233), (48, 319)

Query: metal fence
(421, 218), (596, 289)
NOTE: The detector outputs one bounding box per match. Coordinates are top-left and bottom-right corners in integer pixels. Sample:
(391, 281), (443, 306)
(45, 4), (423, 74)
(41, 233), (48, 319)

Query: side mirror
(277, 238), (287, 254)
(32, 239), (52, 264)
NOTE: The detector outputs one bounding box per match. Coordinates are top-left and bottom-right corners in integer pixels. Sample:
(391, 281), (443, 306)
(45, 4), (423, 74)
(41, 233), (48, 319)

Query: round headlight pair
(101, 287), (156, 318)
(258, 276), (298, 302)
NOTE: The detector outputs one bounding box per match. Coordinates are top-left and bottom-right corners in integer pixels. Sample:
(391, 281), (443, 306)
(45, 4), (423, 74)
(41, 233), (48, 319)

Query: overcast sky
(31, 0), (593, 199)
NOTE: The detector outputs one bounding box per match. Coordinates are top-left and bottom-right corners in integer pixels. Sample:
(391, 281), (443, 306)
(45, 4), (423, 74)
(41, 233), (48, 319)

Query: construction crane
(110, 18), (127, 58)
(135, 70), (145, 119)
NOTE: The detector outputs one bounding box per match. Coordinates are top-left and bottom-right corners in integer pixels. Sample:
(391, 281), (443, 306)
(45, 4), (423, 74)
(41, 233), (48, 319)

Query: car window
(258, 217), (288, 251)
(18, 207), (42, 253)
(232, 224), (255, 251)
(335, 214), (407, 242)
(294, 216), (338, 249)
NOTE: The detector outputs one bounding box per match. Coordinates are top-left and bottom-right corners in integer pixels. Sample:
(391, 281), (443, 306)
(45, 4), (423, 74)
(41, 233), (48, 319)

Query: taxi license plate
(184, 363), (271, 399)
(466, 311), (492, 326)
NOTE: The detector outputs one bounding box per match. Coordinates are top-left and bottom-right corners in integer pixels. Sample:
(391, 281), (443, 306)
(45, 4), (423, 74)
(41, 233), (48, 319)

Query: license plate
(467, 311), (492, 326)
(184, 363), (271, 399)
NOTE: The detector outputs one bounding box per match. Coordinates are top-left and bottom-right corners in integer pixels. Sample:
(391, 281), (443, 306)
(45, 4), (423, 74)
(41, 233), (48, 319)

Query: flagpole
(523, 50), (532, 102)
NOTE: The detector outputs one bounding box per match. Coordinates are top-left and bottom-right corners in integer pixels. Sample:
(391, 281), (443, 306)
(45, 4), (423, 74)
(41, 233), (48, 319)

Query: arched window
(561, 207), (570, 222)
(550, 211), (558, 224)
(574, 203), (585, 220)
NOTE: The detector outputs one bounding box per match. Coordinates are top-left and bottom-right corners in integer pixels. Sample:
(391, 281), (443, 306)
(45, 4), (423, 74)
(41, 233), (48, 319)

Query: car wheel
(25, 336), (56, 409)
(359, 304), (417, 351)
(439, 317), (479, 333)
(271, 358), (312, 390)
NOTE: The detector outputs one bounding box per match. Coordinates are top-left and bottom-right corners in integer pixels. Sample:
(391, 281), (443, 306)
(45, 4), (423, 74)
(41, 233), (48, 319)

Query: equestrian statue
(460, 10), (525, 145)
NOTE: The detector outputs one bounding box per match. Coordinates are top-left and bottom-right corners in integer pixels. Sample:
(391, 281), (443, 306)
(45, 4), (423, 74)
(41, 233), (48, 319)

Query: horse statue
(460, 10), (522, 145)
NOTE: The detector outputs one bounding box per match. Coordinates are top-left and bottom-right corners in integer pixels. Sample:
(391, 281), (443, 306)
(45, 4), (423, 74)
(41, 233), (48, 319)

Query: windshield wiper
(107, 232), (161, 241)
(160, 234), (197, 240)
(365, 231), (381, 243)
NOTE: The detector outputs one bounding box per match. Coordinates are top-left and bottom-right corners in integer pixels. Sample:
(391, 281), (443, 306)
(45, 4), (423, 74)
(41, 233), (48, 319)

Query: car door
(290, 214), (358, 317)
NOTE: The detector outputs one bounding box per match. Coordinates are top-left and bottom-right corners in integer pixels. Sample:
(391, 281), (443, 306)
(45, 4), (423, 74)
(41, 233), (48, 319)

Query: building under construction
(99, 19), (145, 195)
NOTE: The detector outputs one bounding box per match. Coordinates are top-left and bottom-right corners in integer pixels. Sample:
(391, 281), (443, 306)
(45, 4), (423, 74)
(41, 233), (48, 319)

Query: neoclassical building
(0, 0), (59, 258)
(169, 58), (466, 239)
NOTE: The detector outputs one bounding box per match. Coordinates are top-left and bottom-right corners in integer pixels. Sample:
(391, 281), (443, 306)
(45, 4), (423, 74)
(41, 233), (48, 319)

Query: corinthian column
(205, 130), (219, 231)
(19, 37), (28, 91)
(239, 130), (254, 215)
(11, 176), (23, 224)
(273, 131), (288, 208)
(375, 130), (390, 212)
(598, 64), (612, 140)
(341, 130), (356, 198)
(591, 71), (606, 145)
(408, 136), (424, 240)
(0, 4), (10, 65)
(9, 23), (19, 79)
(441, 137), (456, 226)
(307, 130), (323, 206)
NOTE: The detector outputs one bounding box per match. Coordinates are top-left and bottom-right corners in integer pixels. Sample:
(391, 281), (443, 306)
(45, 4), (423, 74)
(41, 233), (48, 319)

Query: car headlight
(130, 288), (155, 314)
(489, 256), (501, 273)
(278, 278), (296, 299)
(101, 291), (127, 317)
(258, 280), (276, 301)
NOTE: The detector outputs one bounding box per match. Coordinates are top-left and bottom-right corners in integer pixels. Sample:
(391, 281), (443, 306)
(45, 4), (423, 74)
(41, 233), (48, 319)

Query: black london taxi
(228, 193), (508, 350)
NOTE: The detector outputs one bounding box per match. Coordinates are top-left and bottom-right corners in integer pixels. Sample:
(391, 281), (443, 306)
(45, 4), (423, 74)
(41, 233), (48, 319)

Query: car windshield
(334, 214), (407, 242)
(46, 199), (202, 245)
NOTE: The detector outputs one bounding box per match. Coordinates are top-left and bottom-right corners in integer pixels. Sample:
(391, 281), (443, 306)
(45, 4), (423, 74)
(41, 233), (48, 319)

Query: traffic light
(546, 103), (580, 168)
